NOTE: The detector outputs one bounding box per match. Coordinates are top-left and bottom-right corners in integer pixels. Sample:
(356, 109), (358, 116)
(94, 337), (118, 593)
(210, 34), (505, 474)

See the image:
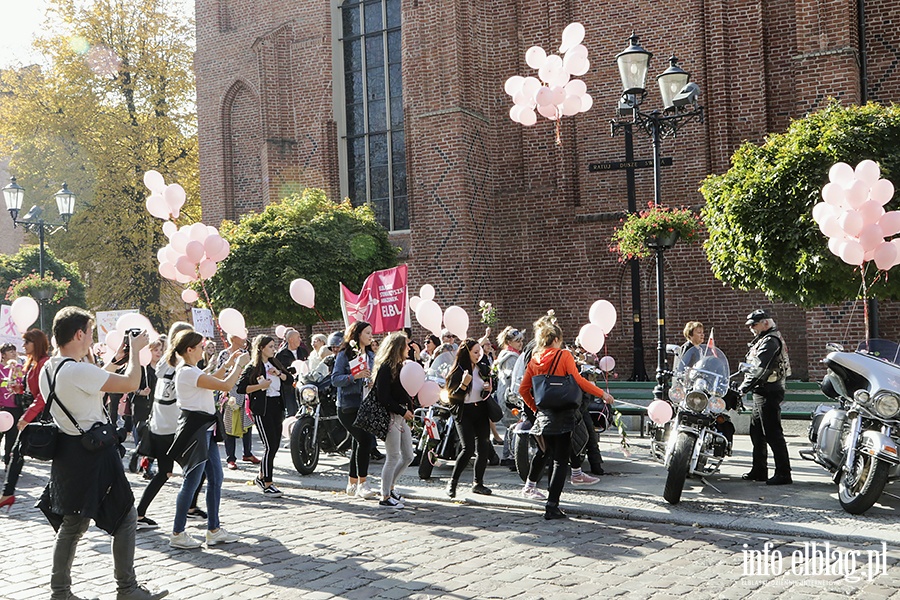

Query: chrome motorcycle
(289, 370), (351, 475)
(800, 339), (900, 514)
(655, 345), (735, 505)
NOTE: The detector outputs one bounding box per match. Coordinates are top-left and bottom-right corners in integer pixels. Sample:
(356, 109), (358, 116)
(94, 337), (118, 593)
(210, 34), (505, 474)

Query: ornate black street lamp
(2, 177), (76, 329)
(611, 33), (704, 400)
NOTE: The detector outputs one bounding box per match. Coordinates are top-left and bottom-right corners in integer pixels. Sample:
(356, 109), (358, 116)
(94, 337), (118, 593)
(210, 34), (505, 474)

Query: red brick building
(195, 0), (900, 380)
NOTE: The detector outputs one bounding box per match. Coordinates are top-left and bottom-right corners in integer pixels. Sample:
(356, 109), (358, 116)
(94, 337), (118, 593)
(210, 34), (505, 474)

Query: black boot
(446, 479), (458, 498)
(544, 505), (567, 520)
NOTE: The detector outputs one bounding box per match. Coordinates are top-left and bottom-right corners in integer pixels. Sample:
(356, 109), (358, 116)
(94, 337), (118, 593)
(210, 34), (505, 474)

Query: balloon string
(197, 278), (227, 345)
(862, 264), (870, 345)
(313, 307), (329, 325)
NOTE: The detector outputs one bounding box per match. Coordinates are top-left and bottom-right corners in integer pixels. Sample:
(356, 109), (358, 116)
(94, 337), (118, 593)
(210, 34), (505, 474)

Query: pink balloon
(105, 330), (124, 351)
(858, 223), (885, 252)
(812, 202), (834, 225)
(400, 361), (426, 397)
(874, 242), (898, 271)
(525, 46), (547, 70)
(839, 210), (864, 237)
(164, 184), (186, 212)
(578, 323), (606, 354)
(879, 211), (900, 236)
(409, 296), (421, 311)
(871, 179), (895, 205)
(564, 79), (587, 97)
(538, 103), (558, 120)
(290, 278), (315, 308)
(535, 87), (555, 107)
(418, 380), (441, 408)
(419, 284), (436, 301)
(579, 93), (593, 113)
(185, 240), (205, 264)
(821, 182), (846, 207)
(839, 240), (865, 265)
(145, 194), (169, 219)
(189, 222), (209, 243)
(829, 162), (854, 185)
(845, 179), (870, 210)
(855, 160), (881, 184)
(143, 170), (166, 194)
(563, 54), (589, 76)
(139, 346), (152, 366)
(175, 255), (196, 277)
(116, 312), (152, 334)
(549, 86), (566, 106)
(164, 245), (180, 264)
(174, 270), (193, 284)
(198, 259), (217, 280)
(819, 215), (845, 239)
(589, 300), (617, 333)
(181, 289), (199, 303)
(504, 75), (525, 97)
(827, 237), (843, 256)
(162, 220), (177, 239)
(204, 234), (225, 259)
(598, 356), (616, 372)
(158, 261), (177, 280)
(415, 299), (443, 336)
(208, 239), (230, 262)
(647, 400), (673, 425)
(275, 325), (287, 339)
(443, 306), (469, 340)
(10, 297), (38, 333)
(561, 95), (582, 116)
(156, 247), (168, 264)
(0, 411), (14, 433)
(519, 108), (537, 127)
(892, 239), (900, 267)
(170, 229), (190, 253)
(559, 22), (585, 54)
(858, 200), (885, 226)
(218, 308), (246, 337)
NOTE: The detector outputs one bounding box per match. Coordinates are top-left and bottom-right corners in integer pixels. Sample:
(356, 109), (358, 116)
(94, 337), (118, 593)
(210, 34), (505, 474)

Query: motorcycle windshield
(856, 339), (900, 366)
(675, 345), (731, 398)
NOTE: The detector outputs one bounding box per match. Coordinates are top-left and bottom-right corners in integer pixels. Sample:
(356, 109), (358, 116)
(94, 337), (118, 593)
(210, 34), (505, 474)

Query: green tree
(0, 245), (87, 332)
(700, 101), (900, 307)
(206, 189), (399, 327)
(0, 0), (198, 328)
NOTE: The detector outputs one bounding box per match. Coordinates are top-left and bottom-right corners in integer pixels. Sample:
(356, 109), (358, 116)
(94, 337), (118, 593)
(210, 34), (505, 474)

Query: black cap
(745, 309), (769, 326)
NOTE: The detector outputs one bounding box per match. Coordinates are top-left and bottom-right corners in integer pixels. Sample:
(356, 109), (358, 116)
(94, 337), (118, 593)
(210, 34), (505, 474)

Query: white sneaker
(169, 531), (203, 549)
(522, 486), (547, 500)
(346, 482), (358, 496)
(356, 481), (378, 500)
(206, 528), (240, 546)
(378, 497), (404, 509)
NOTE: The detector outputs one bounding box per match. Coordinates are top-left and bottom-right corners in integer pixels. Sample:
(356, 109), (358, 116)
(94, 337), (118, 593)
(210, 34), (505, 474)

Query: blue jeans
(173, 431), (222, 533)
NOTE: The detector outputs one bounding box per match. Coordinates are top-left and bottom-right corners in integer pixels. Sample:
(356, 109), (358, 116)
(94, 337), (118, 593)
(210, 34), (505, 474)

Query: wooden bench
(601, 380), (829, 436)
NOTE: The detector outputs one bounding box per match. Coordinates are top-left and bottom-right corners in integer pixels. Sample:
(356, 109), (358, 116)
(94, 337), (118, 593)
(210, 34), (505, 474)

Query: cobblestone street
(1, 446), (898, 600)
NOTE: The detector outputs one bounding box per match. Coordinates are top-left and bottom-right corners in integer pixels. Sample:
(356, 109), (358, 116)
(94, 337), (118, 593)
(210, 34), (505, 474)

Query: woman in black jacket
(237, 335), (293, 498)
(444, 339), (493, 498)
(373, 332), (415, 508)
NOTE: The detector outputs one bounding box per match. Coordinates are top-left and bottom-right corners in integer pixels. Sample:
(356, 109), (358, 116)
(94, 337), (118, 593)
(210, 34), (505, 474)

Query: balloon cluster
(813, 160), (898, 269)
(409, 285), (470, 339)
(504, 23), (593, 128)
(577, 299), (617, 372)
(143, 170), (231, 304)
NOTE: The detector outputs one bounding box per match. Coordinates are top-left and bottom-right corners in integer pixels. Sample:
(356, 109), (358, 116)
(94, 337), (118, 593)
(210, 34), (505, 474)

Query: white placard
(0, 306), (24, 352)
(95, 309), (138, 340)
(192, 308), (215, 338)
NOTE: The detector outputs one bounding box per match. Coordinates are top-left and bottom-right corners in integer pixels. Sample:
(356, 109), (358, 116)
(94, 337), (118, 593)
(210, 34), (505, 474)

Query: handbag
(486, 393), (503, 423)
(532, 351), (582, 411)
(135, 419), (154, 458)
(353, 392), (390, 441)
(14, 392), (34, 410)
(18, 359), (75, 461)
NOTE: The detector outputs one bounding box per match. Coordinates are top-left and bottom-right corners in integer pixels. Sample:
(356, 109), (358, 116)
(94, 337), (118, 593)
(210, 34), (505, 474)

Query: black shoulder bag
(18, 359), (74, 461)
(532, 351), (582, 411)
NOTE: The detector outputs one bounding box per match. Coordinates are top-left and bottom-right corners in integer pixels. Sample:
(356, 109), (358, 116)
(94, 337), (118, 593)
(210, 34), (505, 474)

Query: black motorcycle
(415, 401), (460, 479)
(289, 371), (352, 475)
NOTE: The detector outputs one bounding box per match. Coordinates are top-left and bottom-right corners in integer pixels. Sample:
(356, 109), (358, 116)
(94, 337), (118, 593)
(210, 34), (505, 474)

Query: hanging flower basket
(6, 273), (71, 304)
(611, 204), (703, 261)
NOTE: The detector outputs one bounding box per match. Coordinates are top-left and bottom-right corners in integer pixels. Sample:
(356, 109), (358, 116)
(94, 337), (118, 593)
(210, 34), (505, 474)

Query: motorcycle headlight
(668, 383), (685, 404)
(684, 391), (708, 412)
(853, 389), (871, 406)
(300, 386), (318, 405)
(708, 397), (726, 413)
(873, 392), (900, 419)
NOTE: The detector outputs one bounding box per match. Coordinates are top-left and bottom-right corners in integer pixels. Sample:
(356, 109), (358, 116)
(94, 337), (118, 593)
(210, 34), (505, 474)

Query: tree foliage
(0, 245), (87, 332)
(0, 0), (198, 327)
(206, 189), (399, 327)
(700, 101), (900, 307)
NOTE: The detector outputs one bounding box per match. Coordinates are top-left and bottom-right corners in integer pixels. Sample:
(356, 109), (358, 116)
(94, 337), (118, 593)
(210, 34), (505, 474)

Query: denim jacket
(331, 349), (374, 410)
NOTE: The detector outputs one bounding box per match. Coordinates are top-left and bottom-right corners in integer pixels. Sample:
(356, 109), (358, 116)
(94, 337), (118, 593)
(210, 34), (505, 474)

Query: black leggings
(526, 437), (583, 484)
(136, 433), (202, 517)
(1, 407), (23, 464)
(253, 403), (283, 483)
(542, 431), (573, 508)
(2, 438), (23, 497)
(450, 402), (492, 485)
(338, 408), (373, 479)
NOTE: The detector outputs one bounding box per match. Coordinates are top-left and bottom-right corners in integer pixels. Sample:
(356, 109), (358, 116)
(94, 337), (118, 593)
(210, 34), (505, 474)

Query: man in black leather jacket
(737, 309), (792, 485)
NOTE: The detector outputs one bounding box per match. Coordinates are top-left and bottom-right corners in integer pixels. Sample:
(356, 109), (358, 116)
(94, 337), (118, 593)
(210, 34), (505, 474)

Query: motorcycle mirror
(665, 344), (681, 355)
(825, 342), (845, 353)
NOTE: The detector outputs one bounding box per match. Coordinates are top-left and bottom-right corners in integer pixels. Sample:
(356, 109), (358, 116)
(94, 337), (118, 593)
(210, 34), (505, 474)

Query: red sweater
(22, 356), (49, 424)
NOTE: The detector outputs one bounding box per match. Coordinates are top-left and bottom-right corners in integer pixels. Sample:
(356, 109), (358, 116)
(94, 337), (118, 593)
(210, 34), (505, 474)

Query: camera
(122, 328), (142, 351)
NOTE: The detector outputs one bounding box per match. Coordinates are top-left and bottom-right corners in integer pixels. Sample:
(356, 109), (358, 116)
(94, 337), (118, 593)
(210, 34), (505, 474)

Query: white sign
(0, 306), (24, 352)
(192, 308), (215, 338)
(95, 309), (138, 341)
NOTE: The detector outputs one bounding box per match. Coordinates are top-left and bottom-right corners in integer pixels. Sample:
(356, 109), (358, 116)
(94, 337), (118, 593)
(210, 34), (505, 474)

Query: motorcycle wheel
(838, 452), (890, 515)
(663, 432), (694, 505)
(418, 442), (436, 480)
(514, 432), (539, 483)
(290, 416), (320, 475)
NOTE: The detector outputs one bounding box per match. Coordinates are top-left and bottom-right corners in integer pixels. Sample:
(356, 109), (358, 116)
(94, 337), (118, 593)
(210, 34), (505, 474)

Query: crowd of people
(0, 303), (792, 597)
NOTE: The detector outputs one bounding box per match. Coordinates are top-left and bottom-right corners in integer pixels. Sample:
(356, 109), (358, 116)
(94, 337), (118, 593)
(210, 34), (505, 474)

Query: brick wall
(195, 0), (900, 381)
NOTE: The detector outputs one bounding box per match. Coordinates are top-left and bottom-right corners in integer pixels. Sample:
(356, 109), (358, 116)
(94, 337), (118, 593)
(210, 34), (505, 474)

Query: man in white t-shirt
(38, 307), (168, 600)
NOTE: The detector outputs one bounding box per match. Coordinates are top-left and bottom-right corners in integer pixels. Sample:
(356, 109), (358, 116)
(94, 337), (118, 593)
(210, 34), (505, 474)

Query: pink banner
(340, 264), (409, 335)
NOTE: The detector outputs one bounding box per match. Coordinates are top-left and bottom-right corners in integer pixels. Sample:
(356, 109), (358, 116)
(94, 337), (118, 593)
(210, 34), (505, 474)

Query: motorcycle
(799, 339), (900, 514)
(289, 369), (352, 475)
(655, 344), (735, 505)
(415, 400), (460, 479)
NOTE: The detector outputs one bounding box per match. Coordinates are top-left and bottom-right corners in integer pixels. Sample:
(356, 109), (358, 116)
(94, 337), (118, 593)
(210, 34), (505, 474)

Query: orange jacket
(519, 348), (609, 412)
